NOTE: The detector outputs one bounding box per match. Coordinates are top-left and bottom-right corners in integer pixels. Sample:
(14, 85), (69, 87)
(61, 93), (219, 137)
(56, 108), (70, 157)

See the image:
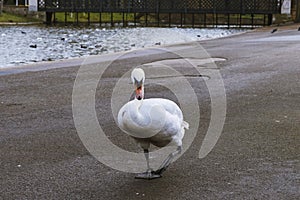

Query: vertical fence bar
(227, 13), (230, 29)
(213, 0), (216, 27)
(157, 0), (159, 27)
(46, 12), (52, 25)
(268, 14), (273, 25)
(99, 0), (103, 26)
(65, 12), (67, 24)
(0, 0), (3, 15)
(111, 12), (114, 27)
(240, 0), (243, 27)
(192, 13), (195, 28)
(77, 12), (80, 25)
(180, 13), (183, 27)
(53, 12), (56, 24)
(99, 12), (102, 26)
(296, 0), (300, 22)
(251, 14), (254, 28)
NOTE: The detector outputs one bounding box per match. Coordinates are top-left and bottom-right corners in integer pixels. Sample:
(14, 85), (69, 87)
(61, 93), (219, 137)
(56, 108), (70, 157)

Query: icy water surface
(0, 25), (244, 68)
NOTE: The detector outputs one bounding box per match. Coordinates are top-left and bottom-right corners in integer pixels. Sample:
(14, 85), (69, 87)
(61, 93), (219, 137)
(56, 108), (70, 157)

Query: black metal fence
(39, 0), (282, 14)
(38, 0), (283, 27)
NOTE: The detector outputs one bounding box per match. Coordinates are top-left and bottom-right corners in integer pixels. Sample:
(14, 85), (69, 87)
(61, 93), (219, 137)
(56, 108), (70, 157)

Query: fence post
(46, 12), (53, 25)
(296, 0), (300, 22)
(0, 0), (3, 15)
(268, 13), (273, 25)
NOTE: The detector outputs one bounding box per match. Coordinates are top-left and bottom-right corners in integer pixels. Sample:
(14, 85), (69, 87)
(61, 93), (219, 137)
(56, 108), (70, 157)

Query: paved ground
(0, 24), (299, 199)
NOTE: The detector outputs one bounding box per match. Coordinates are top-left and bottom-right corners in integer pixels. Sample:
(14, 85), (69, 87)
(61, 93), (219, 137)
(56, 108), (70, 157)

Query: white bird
(118, 68), (189, 179)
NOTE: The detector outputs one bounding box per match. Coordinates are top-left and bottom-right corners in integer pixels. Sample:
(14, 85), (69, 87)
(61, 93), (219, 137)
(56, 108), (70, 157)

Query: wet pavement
(0, 24), (299, 199)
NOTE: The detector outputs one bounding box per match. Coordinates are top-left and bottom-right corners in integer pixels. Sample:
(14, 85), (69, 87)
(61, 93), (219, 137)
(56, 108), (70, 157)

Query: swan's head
(131, 68), (145, 101)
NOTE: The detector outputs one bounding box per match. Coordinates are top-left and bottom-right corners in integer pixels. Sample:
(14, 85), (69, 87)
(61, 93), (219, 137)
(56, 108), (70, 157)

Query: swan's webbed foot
(153, 167), (168, 176)
(135, 169), (162, 180)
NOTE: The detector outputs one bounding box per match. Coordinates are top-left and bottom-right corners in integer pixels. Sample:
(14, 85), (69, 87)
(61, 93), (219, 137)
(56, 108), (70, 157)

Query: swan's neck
(134, 98), (143, 109)
(130, 98), (148, 126)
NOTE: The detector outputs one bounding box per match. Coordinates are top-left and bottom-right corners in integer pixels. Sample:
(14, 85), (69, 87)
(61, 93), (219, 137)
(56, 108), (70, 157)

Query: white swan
(117, 68), (189, 179)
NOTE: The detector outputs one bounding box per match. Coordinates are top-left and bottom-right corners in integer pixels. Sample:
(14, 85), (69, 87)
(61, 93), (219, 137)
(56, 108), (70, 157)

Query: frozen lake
(0, 25), (244, 68)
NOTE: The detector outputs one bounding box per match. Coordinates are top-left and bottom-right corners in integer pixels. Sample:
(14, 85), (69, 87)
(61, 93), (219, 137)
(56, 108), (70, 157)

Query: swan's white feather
(118, 98), (188, 149)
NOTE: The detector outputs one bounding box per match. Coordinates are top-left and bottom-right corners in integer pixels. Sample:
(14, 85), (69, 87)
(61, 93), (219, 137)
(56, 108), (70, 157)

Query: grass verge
(0, 12), (41, 23)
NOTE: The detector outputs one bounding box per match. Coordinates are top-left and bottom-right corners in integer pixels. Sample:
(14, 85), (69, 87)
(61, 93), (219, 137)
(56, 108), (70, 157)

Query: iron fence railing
(38, 0), (282, 14)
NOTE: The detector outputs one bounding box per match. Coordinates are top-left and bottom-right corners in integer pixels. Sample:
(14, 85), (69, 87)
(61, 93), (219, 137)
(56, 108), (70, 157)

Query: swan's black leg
(144, 149), (150, 171)
(154, 146), (182, 175)
(135, 149), (161, 180)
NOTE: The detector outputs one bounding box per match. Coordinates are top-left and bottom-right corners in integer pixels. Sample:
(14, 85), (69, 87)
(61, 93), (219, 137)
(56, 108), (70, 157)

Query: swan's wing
(144, 98), (184, 120)
(143, 99), (188, 147)
(117, 98), (188, 147)
(156, 98), (189, 130)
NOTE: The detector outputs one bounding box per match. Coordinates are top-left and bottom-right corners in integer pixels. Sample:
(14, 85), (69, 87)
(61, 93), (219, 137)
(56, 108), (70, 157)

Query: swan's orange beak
(135, 86), (143, 100)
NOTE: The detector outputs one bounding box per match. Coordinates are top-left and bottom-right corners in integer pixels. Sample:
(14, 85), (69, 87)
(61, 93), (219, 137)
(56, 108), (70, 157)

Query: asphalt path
(0, 24), (299, 199)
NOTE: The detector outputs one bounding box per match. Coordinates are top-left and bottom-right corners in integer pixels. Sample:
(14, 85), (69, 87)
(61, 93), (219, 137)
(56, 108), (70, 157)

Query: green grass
(0, 12), (41, 22)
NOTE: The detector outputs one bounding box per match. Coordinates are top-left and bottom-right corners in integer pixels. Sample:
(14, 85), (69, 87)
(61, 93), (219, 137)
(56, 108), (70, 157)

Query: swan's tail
(182, 121), (189, 130)
(175, 120), (189, 146)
